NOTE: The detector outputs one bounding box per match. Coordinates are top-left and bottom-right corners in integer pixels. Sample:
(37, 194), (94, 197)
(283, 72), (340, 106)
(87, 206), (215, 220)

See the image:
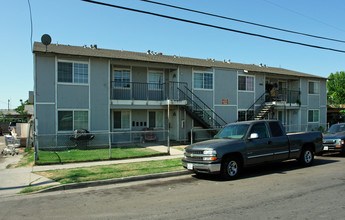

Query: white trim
(111, 109), (132, 131)
(238, 73), (255, 92)
(192, 70), (214, 91)
(57, 109), (90, 133)
(308, 80), (320, 95)
(236, 70), (239, 121)
(36, 102), (55, 105)
(55, 56), (58, 133)
(56, 60), (90, 85)
(307, 109), (320, 123)
(108, 60), (111, 132)
(214, 104), (237, 107)
(112, 67), (132, 89)
(147, 110), (165, 129)
(147, 69), (164, 91)
(88, 58), (91, 131)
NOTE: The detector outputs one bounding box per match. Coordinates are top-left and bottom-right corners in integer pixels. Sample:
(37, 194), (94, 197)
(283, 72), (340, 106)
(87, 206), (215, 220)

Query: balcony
(111, 81), (188, 106)
(266, 89), (301, 105)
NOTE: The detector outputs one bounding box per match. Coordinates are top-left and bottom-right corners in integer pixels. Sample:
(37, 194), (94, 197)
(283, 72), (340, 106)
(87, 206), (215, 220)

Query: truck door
(268, 121), (290, 161)
(246, 122), (274, 165)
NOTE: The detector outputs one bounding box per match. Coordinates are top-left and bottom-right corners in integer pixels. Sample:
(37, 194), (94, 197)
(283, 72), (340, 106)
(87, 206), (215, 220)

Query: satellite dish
(41, 34), (52, 46)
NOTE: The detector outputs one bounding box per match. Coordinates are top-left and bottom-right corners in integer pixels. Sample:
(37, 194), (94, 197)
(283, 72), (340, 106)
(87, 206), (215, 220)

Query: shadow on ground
(191, 156), (339, 182)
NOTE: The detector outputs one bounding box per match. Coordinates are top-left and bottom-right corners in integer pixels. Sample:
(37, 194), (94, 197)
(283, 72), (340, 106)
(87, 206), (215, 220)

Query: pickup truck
(322, 123), (345, 155)
(182, 120), (323, 179)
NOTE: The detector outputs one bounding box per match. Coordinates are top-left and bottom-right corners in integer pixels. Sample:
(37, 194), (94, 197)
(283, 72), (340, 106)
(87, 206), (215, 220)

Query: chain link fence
(34, 130), (170, 165)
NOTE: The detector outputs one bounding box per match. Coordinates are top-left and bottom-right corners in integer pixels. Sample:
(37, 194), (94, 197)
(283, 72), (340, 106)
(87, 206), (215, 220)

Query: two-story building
(33, 42), (327, 145)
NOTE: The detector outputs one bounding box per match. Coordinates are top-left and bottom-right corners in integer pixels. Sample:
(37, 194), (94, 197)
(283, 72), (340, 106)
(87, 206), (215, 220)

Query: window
(269, 122), (284, 137)
(58, 61), (88, 84)
(148, 72), (163, 90)
(250, 123), (269, 139)
(308, 81), (319, 94)
(238, 110), (254, 121)
(238, 75), (254, 91)
(114, 69), (130, 88)
(308, 110), (319, 123)
(193, 72), (213, 89)
(58, 110), (88, 131)
(113, 111), (130, 129)
(149, 111), (163, 128)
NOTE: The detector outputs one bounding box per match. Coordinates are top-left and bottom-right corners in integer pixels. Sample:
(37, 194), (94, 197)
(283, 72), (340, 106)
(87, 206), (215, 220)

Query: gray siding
(214, 69), (237, 105)
(35, 55), (55, 103)
(90, 59), (109, 131)
(320, 80), (327, 106)
(215, 106), (237, 123)
(36, 104), (56, 134)
(57, 85), (89, 109)
(132, 66), (147, 82)
(238, 92), (255, 109)
(300, 79), (308, 105)
(308, 95), (320, 109)
(131, 109), (147, 131)
(255, 73), (265, 99)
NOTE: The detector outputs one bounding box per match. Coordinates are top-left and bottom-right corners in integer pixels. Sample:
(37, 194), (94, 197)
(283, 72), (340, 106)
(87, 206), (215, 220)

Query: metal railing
(111, 81), (188, 101)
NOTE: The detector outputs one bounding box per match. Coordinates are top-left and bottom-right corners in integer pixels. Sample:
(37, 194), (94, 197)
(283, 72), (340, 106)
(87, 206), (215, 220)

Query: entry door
(169, 110), (178, 141)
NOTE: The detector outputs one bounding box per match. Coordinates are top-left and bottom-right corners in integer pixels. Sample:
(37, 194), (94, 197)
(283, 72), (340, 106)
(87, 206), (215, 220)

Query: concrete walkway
(0, 140), (185, 197)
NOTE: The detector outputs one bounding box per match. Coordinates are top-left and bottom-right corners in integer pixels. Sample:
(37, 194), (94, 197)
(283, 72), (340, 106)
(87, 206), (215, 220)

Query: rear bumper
(182, 160), (221, 174)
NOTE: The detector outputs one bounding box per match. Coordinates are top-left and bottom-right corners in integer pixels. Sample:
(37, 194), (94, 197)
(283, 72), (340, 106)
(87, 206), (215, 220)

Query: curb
(35, 170), (191, 193)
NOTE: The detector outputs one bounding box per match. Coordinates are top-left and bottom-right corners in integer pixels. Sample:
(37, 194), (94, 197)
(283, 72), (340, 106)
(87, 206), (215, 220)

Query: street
(1, 154), (345, 219)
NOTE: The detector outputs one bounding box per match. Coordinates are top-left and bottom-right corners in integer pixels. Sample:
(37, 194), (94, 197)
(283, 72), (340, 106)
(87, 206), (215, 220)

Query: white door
(169, 110), (178, 141)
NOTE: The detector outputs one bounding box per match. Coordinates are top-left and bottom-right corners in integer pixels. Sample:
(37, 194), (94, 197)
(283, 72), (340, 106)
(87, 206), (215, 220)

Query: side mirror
(249, 133), (259, 140)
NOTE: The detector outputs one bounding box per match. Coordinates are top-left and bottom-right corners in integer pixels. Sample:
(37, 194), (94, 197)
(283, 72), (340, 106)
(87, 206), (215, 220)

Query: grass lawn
(34, 158), (184, 184)
(36, 147), (166, 164)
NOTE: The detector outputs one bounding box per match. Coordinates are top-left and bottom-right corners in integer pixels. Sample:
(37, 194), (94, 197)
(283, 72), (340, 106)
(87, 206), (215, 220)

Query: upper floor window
(148, 72), (163, 90)
(58, 61), (88, 84)
(114, 69), (130, 88)
(308, 110), (319, 123)
(308, 81), (319, 94)
(238, 75), (254, 91)
(193, 72), (213, 90)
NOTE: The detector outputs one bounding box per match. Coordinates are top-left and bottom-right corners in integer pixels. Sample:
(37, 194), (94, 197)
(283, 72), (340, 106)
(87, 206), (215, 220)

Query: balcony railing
(266, 89), (300, 104)
(111, 81), (188, 101)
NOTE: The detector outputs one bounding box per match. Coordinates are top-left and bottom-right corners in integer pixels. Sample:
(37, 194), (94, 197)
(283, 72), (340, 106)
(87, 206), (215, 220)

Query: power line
(27, 0), (33, 52)
(141, 0), (345, 44)
(81, 0), (345, 54)
(262, 0), (345, 34)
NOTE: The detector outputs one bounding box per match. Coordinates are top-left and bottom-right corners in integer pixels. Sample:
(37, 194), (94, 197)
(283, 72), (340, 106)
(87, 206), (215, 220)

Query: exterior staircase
(178, 87), (227, 129)
(253, 103), (274, 120)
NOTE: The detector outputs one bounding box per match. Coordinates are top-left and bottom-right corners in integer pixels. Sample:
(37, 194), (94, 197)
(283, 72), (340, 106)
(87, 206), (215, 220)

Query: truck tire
(221, 156), (242, 180)
(299, 147), (314, 166)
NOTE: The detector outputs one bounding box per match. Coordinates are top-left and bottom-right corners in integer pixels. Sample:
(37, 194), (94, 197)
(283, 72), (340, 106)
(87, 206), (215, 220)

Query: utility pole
(8, 99), (10, 111)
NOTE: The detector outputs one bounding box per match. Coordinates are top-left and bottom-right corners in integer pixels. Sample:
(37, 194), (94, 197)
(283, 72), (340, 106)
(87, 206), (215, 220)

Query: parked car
(322, 123), (345, 155)
(8, 121), (17, 133)
(182, 120), (323, 179)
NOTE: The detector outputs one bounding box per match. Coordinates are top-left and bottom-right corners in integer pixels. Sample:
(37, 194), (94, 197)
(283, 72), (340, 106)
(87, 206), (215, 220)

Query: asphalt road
(1, 154), (345, 219)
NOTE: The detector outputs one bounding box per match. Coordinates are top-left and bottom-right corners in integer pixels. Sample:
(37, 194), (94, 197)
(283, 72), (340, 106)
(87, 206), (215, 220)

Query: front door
(169, 110), (178, 141)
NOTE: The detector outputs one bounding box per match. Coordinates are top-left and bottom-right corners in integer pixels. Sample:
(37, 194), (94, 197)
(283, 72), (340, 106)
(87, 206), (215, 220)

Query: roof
(33, 42), (326, 79)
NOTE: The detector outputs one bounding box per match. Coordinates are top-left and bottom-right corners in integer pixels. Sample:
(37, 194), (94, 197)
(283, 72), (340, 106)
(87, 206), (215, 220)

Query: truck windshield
(214, 124), (249, 139)
(326, 124), (345, 134)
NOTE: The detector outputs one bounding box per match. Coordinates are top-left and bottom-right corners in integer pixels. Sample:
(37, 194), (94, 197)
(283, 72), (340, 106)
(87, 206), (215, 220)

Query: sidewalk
(0, 144), (185, 197)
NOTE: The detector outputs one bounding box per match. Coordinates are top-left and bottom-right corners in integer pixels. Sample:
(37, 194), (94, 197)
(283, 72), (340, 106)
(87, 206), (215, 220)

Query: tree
(327, 71), (345, 105)
(15, 99), (29, 115)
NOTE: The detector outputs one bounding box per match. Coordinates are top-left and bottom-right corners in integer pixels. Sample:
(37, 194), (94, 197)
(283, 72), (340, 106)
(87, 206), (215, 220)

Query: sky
(1, 0), (344, 110)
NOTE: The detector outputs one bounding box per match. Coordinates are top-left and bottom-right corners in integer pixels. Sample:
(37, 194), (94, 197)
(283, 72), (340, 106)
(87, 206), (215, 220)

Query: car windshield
(214, 124), (249, 139)
(326, 124), (345, 134)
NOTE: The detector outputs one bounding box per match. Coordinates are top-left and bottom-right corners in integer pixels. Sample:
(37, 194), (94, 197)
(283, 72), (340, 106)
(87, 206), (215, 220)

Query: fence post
(108, 131), (112, 159)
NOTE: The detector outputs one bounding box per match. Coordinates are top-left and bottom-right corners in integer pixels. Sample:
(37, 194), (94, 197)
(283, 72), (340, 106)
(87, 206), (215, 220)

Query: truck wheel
(299, 147), (314, 166)
(221, 156), (242, 180)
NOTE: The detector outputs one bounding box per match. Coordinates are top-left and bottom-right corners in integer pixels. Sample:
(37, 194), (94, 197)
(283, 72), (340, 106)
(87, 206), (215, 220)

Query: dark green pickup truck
(182, 120), (323, 179)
